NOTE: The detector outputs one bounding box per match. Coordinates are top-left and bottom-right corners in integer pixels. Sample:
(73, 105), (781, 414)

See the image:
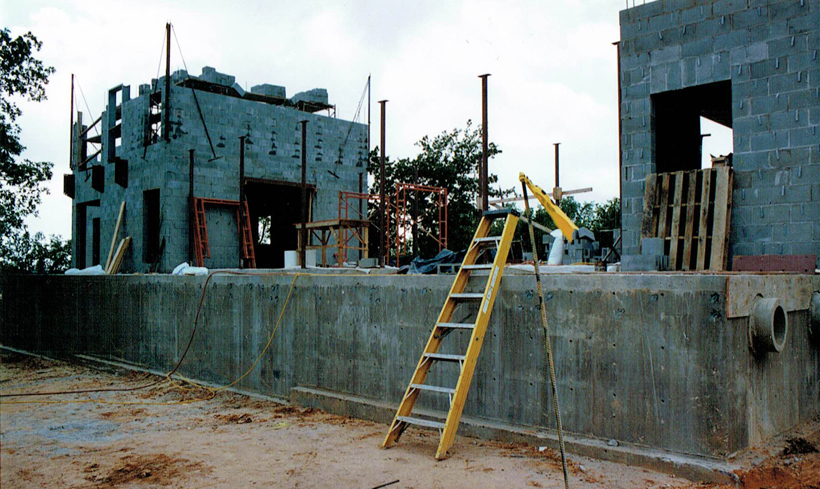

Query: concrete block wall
(619, 0), (820, 264)
(70, 68), (368, 272)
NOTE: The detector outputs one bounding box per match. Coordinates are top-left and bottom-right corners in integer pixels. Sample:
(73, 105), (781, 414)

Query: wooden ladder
(193, 197), (210, 267)
(238, 200), (256, 268)
(382, 208), (520, 459)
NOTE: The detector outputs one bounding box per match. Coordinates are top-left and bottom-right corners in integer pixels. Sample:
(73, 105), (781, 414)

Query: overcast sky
(4, 0), (732, 240)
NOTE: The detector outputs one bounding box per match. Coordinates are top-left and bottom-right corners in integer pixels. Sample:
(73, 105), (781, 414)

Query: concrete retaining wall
(1, 273), (818, 463)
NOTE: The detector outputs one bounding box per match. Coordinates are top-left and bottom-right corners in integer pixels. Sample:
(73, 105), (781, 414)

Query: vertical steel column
(412, 167), (419, 257)
(189, 149), (195, 263)
(300, 120), (308, 269)
(162, 23), (171, 142)
(479, 74), (491, 212)
(614, 40), (624, 242)
(239, 137), (245, 202)
(379, 100), (387, 267)
(69, 74), (74, 169)
(358, 173), (364, 261)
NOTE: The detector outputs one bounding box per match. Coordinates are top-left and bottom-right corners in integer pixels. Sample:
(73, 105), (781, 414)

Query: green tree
(0, 28), (66, 273)
(2, 231), (71, 274)
(368, 120), (509, 260)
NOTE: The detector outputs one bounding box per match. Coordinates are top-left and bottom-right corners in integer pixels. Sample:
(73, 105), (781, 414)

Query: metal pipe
(365, 74), (371, 263)
(300, 120), (308, 269)
(553, 143), (560, 188)
(189, 149), (195, 263)
(479, 74), (491, 212)
(239, 136), (245, 203)
(412, 166), (419, 257)
(163, 22), (171, 142)
(358, 172), (364, 261)
(379, 100), (388, 267)
(614, 40), (624, 246)
(69, 73), (74, 169)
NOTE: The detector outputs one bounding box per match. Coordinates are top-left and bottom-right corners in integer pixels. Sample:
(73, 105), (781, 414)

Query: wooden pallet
(641, 167), (733, 271)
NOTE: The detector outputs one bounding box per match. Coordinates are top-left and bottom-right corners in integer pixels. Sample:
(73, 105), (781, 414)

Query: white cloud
(6, 0), (628, 240)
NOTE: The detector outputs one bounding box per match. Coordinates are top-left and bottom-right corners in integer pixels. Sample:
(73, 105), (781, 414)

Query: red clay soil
(684, 435), (820, 489)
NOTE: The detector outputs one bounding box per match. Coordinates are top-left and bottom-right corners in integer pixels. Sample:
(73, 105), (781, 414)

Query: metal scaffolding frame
(389, 183), (448, 267)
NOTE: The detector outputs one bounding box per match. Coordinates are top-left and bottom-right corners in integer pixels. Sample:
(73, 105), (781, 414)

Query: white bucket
(306, 249), (318, 267)
(284, 250), (318, 268)
(284, 250), (299, 268)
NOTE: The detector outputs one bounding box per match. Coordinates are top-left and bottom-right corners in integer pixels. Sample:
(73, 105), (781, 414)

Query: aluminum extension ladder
(382, 208), (520, 459)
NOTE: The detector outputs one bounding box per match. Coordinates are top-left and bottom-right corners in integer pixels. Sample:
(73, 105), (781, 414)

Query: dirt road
(0, 351), (765, 488)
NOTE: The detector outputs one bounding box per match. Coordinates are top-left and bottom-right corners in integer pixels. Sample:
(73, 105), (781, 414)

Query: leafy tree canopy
(0, 28), (68, 273)
(2, 231), (71, 274)
(368, 120), (509, 259)
(367, 119), (621, 262)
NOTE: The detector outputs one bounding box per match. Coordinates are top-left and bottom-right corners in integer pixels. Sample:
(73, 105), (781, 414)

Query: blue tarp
(407, 249), (466, 274)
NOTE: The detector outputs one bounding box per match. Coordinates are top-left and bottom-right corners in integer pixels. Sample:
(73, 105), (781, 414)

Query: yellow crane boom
(518, 172), (578, 242)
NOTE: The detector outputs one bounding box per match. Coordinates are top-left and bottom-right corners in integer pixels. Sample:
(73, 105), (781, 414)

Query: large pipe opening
(749, 297), (788, 354)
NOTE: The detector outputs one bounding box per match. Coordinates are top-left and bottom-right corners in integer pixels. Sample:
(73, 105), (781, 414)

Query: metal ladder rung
(436, 322), (475, 330)
(449, 293), (483, 301)
(461, 264), (492, 270)
(473, 237), (502, 243)
(424, 353), (466, 362)
(410, 383), (456, 395)
(396, 416), (445, 430)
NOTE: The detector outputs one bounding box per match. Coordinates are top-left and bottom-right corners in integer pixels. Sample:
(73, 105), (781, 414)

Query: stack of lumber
(106, 237), (131, 274)
(104, 201), (131, 274)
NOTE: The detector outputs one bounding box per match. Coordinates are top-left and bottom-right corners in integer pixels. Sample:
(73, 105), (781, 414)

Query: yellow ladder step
(449, 293), (483, 301)
(396, 416), (445, 430)
(424, 353), (465, 362)
(410, 384), (456, 395)
(436, 322), (475, 330)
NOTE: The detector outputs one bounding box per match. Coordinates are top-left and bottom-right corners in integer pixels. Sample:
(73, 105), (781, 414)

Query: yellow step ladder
(382, 208), (520, 459)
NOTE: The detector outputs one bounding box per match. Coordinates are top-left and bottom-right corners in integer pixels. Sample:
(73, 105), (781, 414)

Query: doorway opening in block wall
(143, 189), (161, 264)
(652, 80), (733, 173)
(92, 217), (101, 266)
(244, 178), (314, 268)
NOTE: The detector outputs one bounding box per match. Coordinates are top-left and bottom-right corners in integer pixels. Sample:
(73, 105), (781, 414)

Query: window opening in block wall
(107, 86), (124, 162)
(258, 216), (272, 245)
(652, 80), (733, 173)
(77, 205), (87, 269)
(146, 91), (163, 145)
(700, 117), (733, 168)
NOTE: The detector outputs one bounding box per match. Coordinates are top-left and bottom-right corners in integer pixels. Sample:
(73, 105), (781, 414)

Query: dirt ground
(0, 351), (817, 489)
